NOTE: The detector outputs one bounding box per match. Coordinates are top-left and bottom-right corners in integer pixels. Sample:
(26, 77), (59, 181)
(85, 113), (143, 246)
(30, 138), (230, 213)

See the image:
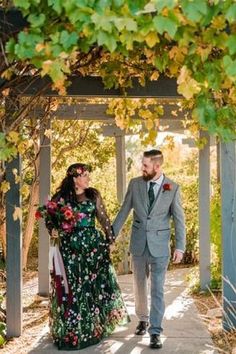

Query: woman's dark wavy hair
(53, 163), (98, 202)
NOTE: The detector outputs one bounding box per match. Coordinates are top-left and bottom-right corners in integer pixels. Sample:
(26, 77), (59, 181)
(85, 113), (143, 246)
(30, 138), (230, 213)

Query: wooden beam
(8, 75), (180, 98)
(38, 118), (51, 296)
(33, 103), (186, 121)
(102, 121), (184, 136)
(220, 142), (236, 331)
(6, 155), (22, 337)
(198, 130), (211, 290)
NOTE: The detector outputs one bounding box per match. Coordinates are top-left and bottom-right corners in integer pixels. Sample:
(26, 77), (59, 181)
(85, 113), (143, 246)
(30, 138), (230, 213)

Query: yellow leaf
(35, 43), (45, 52)
(169, 62), (179, 75)
(12, 168), (21, 184)
(59, 51), (69, 59)
(17, 141), (28, 154)
(7, 131), (19, 143)
(45, 43), (51, 56)
(177, 66), (201, 99)
(44, 129), (52, 139)
(145, 119), (154, 130)
(2, 88), (10, 96)
(196, 45), (212, 62)
(178, 79), (201, 99)
(150, 71), (159, 81)
(155, 105), (164, 115)
(13, 206), (22, 222)
(41, 60), (53, 76)
(1, 69), (12, 80)
(52, 81), (67, 96)
(211, 15), (226, 30)
(229, 87), (236, 104)
(133, 33), (145, 43)
(21, 184), (29, 197)
(82, 25), (92, 37)
(139, 109), (153, 119)
(169, 46), (187, 63)
(0, 181), (10, 193)
(171, 110), (178, 116)
(145, 32), (160, 48)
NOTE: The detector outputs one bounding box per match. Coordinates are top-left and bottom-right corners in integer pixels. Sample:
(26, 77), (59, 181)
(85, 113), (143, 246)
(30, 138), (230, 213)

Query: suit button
(147, 217), (151, 220)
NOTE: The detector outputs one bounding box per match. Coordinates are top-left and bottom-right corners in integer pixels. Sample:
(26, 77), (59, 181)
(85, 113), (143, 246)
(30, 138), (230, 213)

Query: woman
(47, 163), (129, 350)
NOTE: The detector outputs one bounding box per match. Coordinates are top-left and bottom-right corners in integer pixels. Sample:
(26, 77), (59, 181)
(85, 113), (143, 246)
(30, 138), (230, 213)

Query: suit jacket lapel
(149, 175), (166, 215)
(139, 178), (149, 214)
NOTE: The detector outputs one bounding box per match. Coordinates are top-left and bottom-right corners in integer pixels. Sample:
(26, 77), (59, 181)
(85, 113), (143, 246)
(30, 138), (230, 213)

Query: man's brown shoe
(135, 321), (148, 335)
(149, 334), (162, 349)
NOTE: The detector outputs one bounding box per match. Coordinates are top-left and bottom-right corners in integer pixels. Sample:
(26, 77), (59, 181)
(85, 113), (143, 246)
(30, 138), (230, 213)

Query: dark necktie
(148, 182), (156, 212)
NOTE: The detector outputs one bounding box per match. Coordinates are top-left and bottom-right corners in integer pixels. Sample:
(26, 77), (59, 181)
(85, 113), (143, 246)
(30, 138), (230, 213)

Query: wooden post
(220, 142), (236, 330)
(6, 155), (22, 337)
(38, 118), (51, 296)
(115, 135), (126, 204)
(216, 139), (221, 183)
(115, 135), (129, 273)
(199, 130), (211, 290)
(5, 94), (22, 337)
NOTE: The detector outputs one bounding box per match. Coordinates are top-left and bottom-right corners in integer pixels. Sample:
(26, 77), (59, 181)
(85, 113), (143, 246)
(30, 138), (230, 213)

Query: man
(113, 149), (186, 349)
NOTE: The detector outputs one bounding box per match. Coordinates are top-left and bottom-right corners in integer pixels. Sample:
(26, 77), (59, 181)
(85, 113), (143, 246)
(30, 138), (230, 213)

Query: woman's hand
(51, 229), (59, 239)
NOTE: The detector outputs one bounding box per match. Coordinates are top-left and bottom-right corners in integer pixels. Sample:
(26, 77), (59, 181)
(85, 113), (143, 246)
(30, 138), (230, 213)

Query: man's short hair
(143, 149), (163, 165)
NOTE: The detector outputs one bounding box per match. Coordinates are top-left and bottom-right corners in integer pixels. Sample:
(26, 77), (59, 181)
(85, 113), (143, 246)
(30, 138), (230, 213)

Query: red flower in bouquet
(61, 206), (73, 220)
(35, 210), (42, 220)
(163, 183), (172, 192)
(35, 199), (86, 234)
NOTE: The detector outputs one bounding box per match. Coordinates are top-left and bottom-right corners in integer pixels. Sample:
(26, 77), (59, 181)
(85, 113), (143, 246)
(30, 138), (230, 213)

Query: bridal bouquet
(35, 198), (86, 234)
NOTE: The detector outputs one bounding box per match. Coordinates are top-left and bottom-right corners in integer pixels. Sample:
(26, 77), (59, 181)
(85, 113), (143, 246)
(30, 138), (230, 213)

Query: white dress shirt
(147, 174), (164, 197)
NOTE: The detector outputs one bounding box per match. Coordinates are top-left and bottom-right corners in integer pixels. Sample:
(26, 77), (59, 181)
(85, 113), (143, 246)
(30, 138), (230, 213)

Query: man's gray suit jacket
(113, 175), (186, 257)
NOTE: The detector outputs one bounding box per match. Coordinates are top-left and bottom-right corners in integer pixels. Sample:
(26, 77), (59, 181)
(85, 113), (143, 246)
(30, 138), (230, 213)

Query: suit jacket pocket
(132, 224), (140, 230)
(157, 228), (170, 232)
(156, 229), (171, 241)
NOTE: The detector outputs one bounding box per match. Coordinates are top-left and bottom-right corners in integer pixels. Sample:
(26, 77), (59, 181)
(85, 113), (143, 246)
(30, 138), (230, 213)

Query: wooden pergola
(1, 10), (236, 338)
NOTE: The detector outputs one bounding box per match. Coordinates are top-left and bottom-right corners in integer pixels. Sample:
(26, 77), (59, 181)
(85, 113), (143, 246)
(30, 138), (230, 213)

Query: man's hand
(172, 250), (183, 264)
(109, 243), (116, 253)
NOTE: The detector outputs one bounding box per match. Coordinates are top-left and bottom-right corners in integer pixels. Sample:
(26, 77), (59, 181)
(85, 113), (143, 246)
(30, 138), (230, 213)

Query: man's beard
(142, 170), (156, 181)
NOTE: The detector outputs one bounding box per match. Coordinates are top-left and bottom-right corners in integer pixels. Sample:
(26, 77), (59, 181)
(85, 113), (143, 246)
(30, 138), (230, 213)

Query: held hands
(172, 250), (183, 264)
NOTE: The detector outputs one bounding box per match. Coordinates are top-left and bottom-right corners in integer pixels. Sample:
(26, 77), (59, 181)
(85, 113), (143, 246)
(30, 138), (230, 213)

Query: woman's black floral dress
(49, 190), (129, 350)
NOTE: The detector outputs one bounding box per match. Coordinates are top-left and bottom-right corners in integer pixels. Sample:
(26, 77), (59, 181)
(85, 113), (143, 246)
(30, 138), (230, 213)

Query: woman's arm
(95, 192), (115, 244)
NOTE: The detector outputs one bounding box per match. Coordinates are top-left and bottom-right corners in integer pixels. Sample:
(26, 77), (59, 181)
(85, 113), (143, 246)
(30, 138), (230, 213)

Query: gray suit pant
(132, 245), (169, 335)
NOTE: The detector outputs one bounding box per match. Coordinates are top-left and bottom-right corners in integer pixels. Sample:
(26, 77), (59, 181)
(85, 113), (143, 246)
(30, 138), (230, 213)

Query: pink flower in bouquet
(61, 222), (74, 233)
(46, 201), (58, 213)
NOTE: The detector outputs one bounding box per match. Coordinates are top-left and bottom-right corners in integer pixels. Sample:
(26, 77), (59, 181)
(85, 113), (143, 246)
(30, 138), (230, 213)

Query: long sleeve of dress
(95, 193), (115, 244)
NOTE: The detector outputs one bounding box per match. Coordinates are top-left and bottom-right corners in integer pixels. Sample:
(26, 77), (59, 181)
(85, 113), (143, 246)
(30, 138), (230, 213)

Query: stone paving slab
(27, 268), (218, 354)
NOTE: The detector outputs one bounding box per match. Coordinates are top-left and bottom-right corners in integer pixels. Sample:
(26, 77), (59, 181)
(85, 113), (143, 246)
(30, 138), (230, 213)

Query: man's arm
(112, 179), (134, 237)
(170, 186), (186, 255)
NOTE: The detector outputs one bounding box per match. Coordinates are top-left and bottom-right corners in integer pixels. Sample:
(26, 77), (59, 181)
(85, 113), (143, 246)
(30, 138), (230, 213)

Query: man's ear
(154, 163), (160, 172)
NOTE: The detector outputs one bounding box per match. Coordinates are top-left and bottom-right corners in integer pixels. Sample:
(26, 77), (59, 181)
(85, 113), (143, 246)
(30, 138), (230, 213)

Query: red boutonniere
(163, 183), (172, 192)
